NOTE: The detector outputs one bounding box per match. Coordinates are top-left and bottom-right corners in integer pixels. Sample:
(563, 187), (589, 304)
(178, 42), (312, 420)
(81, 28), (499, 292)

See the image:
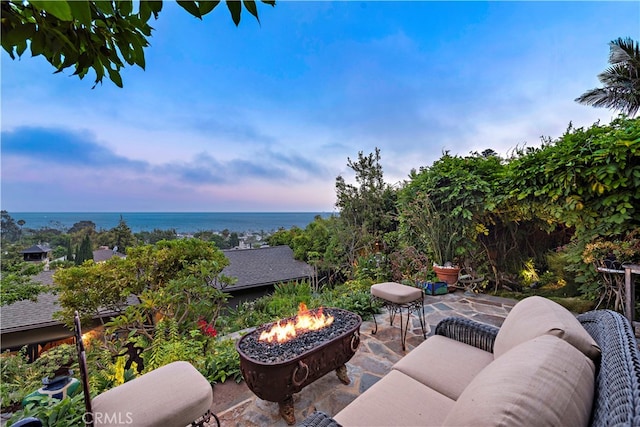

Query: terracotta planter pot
(433, 265), (461, 289)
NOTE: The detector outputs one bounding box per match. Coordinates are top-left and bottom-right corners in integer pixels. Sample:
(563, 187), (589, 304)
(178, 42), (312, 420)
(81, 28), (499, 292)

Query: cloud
(158, 149), (329, 185)
(1, 127), (148, 169)
(2, 126), (332, 198)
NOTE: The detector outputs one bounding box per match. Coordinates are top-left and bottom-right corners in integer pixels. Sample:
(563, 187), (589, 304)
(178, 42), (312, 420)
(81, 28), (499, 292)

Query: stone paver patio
(210, 291), (517, 426)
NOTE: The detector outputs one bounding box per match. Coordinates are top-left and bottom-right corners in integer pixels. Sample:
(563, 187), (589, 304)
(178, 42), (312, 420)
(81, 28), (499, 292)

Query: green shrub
(201, 339), (242, 384)
(1, 345), (80, 413)
(219, 299), (273, 333)
(319, 279), (380, 320)
(1, 349), (42, 411)
(8, 393), (85, 427)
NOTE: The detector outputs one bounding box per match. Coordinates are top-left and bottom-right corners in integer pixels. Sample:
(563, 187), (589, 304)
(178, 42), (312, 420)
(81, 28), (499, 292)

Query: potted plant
(400, 194), (466, 288)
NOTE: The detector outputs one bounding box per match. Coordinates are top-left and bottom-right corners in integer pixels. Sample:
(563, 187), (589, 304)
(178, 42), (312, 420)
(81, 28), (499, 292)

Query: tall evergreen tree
(113, 215), (135, 253)
(66, 237), (73, 262)
(75, 234), (93, 265)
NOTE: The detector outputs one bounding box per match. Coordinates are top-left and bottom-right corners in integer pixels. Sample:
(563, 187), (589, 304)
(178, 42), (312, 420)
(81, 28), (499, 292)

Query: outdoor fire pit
(236, 304), (362, 425)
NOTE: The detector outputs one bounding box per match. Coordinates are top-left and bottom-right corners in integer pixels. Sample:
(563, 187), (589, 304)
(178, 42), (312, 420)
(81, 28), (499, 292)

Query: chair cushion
(393, 335), (493, 400)
(494, 296), (601, 360)
(443, 335), (595, 427)
(371, 282), (422, 305)
(334, 369), (455, 426)
(92, 361), (212, 427)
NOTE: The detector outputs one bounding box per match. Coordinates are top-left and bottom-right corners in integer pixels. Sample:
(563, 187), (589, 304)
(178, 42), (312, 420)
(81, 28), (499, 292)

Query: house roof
(221, 245), (313, 291)
(0, 271), (137, 335)
(93, 248), (126, 263)
(19, 244), (52, 254)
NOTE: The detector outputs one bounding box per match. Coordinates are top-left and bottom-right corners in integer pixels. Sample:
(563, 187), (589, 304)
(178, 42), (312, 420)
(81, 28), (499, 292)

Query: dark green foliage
(507, 116), (640, 289)
(75, 234), (93, 265)
(68, 221), (96, 235)
(65, 238), (73, 261)
(506, 117), (640, 238)
(135, 228), (178, 244)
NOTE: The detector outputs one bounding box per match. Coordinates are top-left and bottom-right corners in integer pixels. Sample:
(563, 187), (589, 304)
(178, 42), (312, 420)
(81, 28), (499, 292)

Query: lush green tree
(68, 220), (96, 234)
(506, 116), (640, 293)
(267, 226), (302, 247)
(75, 234), (93, 265)
(1, 210), (20, 243)
(398, 152), (504, 265)
(112, 215), (135, 252)
(576, 37), (640, 116)
(55, 239), (232, 333)
(506, 117), (640, 238)
(96, 216), (136, 253)
(1, 0), (275, 88)
(55, 256), (135, 325)
(228, 232), (240, 248)
(333, 148), (398, 279)
(135, 228), (178, 244)
(194, 230), (234, 249)
(0, 261), (45, 305)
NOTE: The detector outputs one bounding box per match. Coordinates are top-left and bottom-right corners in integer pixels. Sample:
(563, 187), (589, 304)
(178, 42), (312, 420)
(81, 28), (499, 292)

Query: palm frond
(576, 37), (640, 117)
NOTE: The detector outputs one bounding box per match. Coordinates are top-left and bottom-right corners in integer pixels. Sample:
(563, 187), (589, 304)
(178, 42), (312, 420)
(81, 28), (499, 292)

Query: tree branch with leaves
(1, 0), (275, 87)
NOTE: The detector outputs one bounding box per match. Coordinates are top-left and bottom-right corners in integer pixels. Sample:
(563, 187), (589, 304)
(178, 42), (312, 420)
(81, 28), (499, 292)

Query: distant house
(20, 244), (52, 262)
(93, 246), (126, 263)
(221, 245), (313, 291)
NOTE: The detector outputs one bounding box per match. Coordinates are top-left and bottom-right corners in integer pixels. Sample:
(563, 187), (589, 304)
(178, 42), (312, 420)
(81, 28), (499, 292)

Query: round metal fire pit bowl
(236, 308), (362, 425)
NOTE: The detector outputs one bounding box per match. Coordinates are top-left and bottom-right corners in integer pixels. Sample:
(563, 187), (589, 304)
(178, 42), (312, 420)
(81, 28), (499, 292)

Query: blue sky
(2, 1), (639, 212)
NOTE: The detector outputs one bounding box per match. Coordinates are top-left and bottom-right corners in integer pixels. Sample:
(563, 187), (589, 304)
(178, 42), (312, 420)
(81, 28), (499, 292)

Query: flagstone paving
(210, 291), (517, 426)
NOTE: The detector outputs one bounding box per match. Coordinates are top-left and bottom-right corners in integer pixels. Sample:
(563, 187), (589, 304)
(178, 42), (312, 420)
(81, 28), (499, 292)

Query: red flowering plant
(197, 317), (218, 338)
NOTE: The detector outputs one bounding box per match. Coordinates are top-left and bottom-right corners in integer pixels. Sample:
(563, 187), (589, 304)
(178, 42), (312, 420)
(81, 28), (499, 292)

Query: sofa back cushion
(494, 296), (600, 360)
(443, 335), (595, 427)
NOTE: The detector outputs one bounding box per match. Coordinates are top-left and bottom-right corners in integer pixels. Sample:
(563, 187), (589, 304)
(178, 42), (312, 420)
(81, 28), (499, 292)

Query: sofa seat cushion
(443, 335), (595, 427)
(92, 361), (213, 427)
(494, 296), (600, 360)
(334, 369), (455, 426)
(392, 335), (494, 400)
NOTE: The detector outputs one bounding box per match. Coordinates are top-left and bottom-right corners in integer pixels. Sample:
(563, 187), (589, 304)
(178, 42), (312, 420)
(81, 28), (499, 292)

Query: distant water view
(11, 212), (334, 234)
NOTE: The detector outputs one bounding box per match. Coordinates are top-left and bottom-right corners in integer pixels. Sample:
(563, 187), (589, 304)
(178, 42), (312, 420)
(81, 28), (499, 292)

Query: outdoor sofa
(299, 296), (640, 426)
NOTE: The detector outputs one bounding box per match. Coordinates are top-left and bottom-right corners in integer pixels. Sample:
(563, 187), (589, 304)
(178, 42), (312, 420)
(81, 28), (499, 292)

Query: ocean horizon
(9, 212), (334, 234)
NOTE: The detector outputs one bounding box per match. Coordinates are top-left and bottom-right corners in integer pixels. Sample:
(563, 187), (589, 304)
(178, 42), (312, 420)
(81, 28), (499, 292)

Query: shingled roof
(93, 248), (126, 263)
(221, 245), (313, 291)
(0, 271), (137, 341)
(19, 244), (52, 254)
(1, 272), (60, 333)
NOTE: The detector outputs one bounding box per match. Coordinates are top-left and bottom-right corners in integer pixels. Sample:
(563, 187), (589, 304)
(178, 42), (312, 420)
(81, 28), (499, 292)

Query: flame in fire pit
(259, 303), (334, 344)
